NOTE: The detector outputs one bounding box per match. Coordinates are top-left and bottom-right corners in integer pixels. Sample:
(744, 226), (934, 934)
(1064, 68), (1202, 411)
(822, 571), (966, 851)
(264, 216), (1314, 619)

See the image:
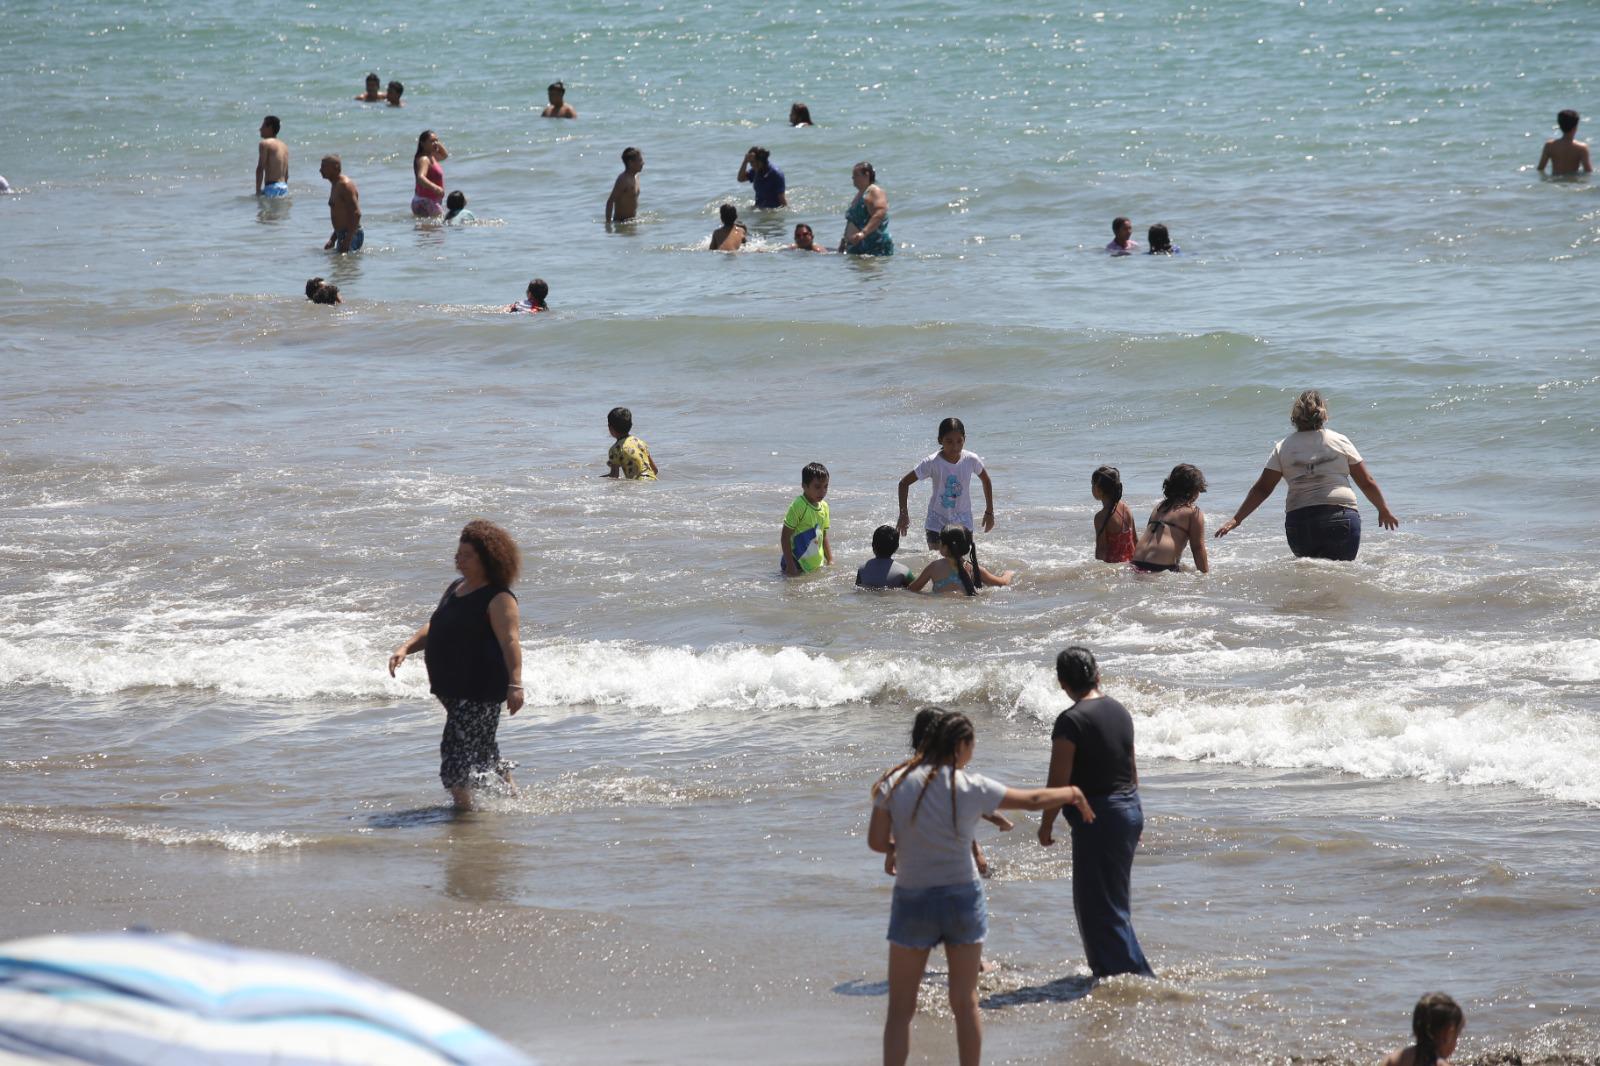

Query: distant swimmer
(355, 72), (383, 102)
(1537, 109), (1591, 176)
(320, 155), (363, 252)
(255, 115), (289, 197)
(304, 277), (342, 304)
(605, 146), (644, 223)
(445, 190), (474, 222)
(506, 278), (548, 313)
(737, 146), (787, 208)
(541, 80), (577, 118)
(1146, 223), (1178, 254)
(710, 203), (747, 251)
(840, 161), (892, 255)
(1106, 216), (1139, 256)
(789, 102), (813, 127)
(788, 222), (828, 253)
(386, 80), (405, 107)
(411, 130), (447, 217)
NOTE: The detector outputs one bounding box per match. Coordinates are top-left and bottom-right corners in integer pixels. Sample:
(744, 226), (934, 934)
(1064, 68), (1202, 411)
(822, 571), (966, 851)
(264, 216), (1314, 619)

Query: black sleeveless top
(423, 579), (515, 701)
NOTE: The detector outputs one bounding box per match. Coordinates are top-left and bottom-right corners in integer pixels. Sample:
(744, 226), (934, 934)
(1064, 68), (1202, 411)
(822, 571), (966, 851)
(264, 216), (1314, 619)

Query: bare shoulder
(1380, 1047), (1412, 1066)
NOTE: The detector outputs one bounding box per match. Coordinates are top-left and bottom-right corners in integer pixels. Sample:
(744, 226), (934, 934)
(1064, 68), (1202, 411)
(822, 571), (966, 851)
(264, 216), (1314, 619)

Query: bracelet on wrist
(507, 684), (523, 690)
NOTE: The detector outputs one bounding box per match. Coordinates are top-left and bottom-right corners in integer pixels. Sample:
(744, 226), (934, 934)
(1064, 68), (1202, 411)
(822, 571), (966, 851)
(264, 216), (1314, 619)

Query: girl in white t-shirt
(895, 417), (997, 550)
(868, 711), (1092, 1066)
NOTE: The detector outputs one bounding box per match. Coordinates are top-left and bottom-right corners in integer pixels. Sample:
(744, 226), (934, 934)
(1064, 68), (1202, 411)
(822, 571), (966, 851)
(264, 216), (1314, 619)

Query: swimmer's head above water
(719, 203), (738, 226)
(1147, 223), (1172, 253)
(793, 223), (816, 249)
(526, 278), (549, 310)
(1559, 109), (1580, 135)
(386, 80), (404, 106)
(789, 102), (812, 126)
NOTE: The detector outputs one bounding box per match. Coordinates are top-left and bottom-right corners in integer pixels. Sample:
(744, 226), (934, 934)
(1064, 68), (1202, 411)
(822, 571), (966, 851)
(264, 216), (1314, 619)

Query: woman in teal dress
(840, 161), (893, 255)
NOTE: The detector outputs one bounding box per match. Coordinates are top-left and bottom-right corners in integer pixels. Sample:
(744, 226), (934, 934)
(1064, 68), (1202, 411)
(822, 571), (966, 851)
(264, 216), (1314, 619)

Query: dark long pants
(1066, 791), (1155, 978)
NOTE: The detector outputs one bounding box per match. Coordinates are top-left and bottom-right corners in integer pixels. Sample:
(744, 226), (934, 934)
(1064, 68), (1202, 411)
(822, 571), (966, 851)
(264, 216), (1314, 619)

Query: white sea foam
(0, 807), (305, 852)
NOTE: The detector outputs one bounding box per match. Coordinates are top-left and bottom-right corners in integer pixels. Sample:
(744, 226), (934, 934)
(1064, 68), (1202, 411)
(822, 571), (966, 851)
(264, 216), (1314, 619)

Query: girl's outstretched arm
(999, 784), (1094, 821)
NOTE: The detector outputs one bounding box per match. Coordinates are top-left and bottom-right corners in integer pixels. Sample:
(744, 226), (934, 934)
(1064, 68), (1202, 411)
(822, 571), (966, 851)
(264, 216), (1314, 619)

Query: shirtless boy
(709, 203), (747, 251)
(255, 116), (288, 197)
(542, 81), (577, 118)
(320, 155), (363, 252)
(605, 147), (644, 223)
(355, 73), (382, 102)
(386, 81), (405, 107)
(1538, 109), (1592, 176)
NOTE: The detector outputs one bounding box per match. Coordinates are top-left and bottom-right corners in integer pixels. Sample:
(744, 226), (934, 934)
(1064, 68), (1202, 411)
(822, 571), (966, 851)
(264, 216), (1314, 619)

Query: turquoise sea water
(2, 2), (1598, 1063)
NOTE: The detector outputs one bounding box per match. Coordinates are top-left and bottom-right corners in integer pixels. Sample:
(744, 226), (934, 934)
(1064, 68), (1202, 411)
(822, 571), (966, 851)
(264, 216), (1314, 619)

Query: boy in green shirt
(781, 462), (832, 575)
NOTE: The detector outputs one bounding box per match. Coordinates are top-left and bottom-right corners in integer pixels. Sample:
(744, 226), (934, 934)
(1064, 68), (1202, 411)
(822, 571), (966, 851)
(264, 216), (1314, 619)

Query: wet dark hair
(446, 190), (466, 212)
(794, 223), (814, 240)
(305, 277), (325, 300)
(262, 115), (280, 136)
(873, 710), (975, 835)
(909, 707), (946, 751)
(937, 417), (966, 441)
(527, 278), (549, 309)
(939, 525), (980, 596)
(366, 73), (381, 85)
(548, 80), (565, 94)
(1092, 465), (1124, 509)
(1558, 109), (1579, 133)
(871, 524), (900, 558)
(719, 203), (737, 225)
(622, 146), (642, 164)
(1147, 223), (1172, 253)
(854, 160), (876, 183)
(1055, 646), (1100, 695)
(1112, 216), (1131, 235)
(801, 462), (829, 487)
(1158, 463), (1208, 514)
(387, 80), (403, 97)
(414, 129), (435, 161)
(607, 406), (632, 435)
(1411, 993), (1463, 1066)
(310, 283), (340, 305)
(750, 146), (770, 166)
(459, 518), (521, 587)
(790, 102), (812, 125)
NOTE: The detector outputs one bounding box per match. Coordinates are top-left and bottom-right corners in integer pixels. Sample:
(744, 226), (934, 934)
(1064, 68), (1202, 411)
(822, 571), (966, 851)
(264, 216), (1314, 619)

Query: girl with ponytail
(1382, 993), (1464, 1066)
(868, 711), (1093, 1066)
(905, 525), (1014, 596)
(1091, 465), (1135, 563)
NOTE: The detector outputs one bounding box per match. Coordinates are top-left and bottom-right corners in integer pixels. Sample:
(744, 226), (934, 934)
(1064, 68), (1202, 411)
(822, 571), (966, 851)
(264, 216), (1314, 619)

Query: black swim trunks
(437, 697), (511, 789)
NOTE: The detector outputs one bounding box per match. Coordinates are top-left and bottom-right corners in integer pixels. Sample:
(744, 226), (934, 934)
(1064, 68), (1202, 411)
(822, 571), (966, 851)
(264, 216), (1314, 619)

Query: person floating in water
(1537, 109), (1591, 176)
(355, 72), (382, 102)
(606, 147), (644, 223)
(1146, 223), (1178, 254)
(541, 80), (577, 118)
(320, 154), (362, 252)
(506, 278), (548, 314)
(386, 80), (405, 107)
(710, 203), (747, 251)
(255, 115), (288, 197)
(738, 146), (787, 208)
(788, 223), (828, 253)
(1106, 216), (1139, 255)
(304, 277), (341, 304)
(445, 190), (474, 222)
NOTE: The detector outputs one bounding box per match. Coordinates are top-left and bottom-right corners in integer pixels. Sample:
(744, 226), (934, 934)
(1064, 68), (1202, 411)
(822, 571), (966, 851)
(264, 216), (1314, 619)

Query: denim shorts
(1285, 504), (1361, 561)
(887, 880), (987, 949)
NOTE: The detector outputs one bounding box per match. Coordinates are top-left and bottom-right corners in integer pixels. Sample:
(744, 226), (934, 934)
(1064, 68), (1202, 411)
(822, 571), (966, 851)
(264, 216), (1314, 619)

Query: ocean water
(2, 1), (1597, 1063)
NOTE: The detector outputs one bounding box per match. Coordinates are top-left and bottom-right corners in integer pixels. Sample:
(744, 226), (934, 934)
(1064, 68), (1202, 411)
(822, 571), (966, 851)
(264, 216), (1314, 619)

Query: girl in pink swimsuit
(411, 130), (447, 217)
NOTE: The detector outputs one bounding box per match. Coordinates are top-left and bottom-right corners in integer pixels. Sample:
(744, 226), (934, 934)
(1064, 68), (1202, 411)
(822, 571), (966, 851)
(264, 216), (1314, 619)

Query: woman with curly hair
(388, 520), (523, 809)
(1215, 389), (1399, 560)
(1130, 463), (1210, 574)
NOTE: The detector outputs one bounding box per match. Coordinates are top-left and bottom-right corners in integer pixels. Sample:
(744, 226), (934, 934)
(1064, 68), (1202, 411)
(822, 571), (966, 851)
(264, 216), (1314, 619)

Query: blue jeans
(887, 880), (987, 949)
(1285, 504), (1361, 561)
(1066, 792), (1155, 978)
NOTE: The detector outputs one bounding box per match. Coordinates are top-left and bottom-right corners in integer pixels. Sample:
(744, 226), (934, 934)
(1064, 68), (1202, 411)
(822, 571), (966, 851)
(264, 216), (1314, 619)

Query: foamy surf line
(0, 806), (307, 852)
(3, 638), (1596, 806)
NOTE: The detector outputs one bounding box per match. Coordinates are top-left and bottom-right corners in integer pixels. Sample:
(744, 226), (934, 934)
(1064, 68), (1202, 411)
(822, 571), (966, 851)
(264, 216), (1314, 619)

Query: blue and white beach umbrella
(0, 931), (535, 1065)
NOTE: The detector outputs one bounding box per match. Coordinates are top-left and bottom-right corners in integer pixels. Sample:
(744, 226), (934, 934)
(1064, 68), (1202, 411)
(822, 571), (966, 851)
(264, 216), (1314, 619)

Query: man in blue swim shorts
(320, 154), (363, 252)
(255, 116), (289, 197)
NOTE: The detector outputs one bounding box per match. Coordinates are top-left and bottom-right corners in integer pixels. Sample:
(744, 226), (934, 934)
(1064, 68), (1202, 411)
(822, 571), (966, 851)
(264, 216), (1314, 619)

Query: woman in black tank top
(388, 520), (524, 810)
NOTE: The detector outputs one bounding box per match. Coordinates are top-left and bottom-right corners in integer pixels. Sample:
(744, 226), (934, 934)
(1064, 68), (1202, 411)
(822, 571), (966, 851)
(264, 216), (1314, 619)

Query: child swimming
(1130, 464), (1209, 574)
(906, 525), (1014, 596)
(896, 417), (996, 550)
(506, 278), (548, 313)
(1381, 993), (1464, 1066)
(1092, 465), (1136, 563)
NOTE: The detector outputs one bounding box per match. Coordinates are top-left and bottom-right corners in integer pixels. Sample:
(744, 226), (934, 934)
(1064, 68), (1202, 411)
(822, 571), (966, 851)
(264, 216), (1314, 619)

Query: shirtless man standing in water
(320, 155), (363, 252)
(605, 147), (644, 223)
(255, 116), (288, 197)
(1538, 109), (1592, 176)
